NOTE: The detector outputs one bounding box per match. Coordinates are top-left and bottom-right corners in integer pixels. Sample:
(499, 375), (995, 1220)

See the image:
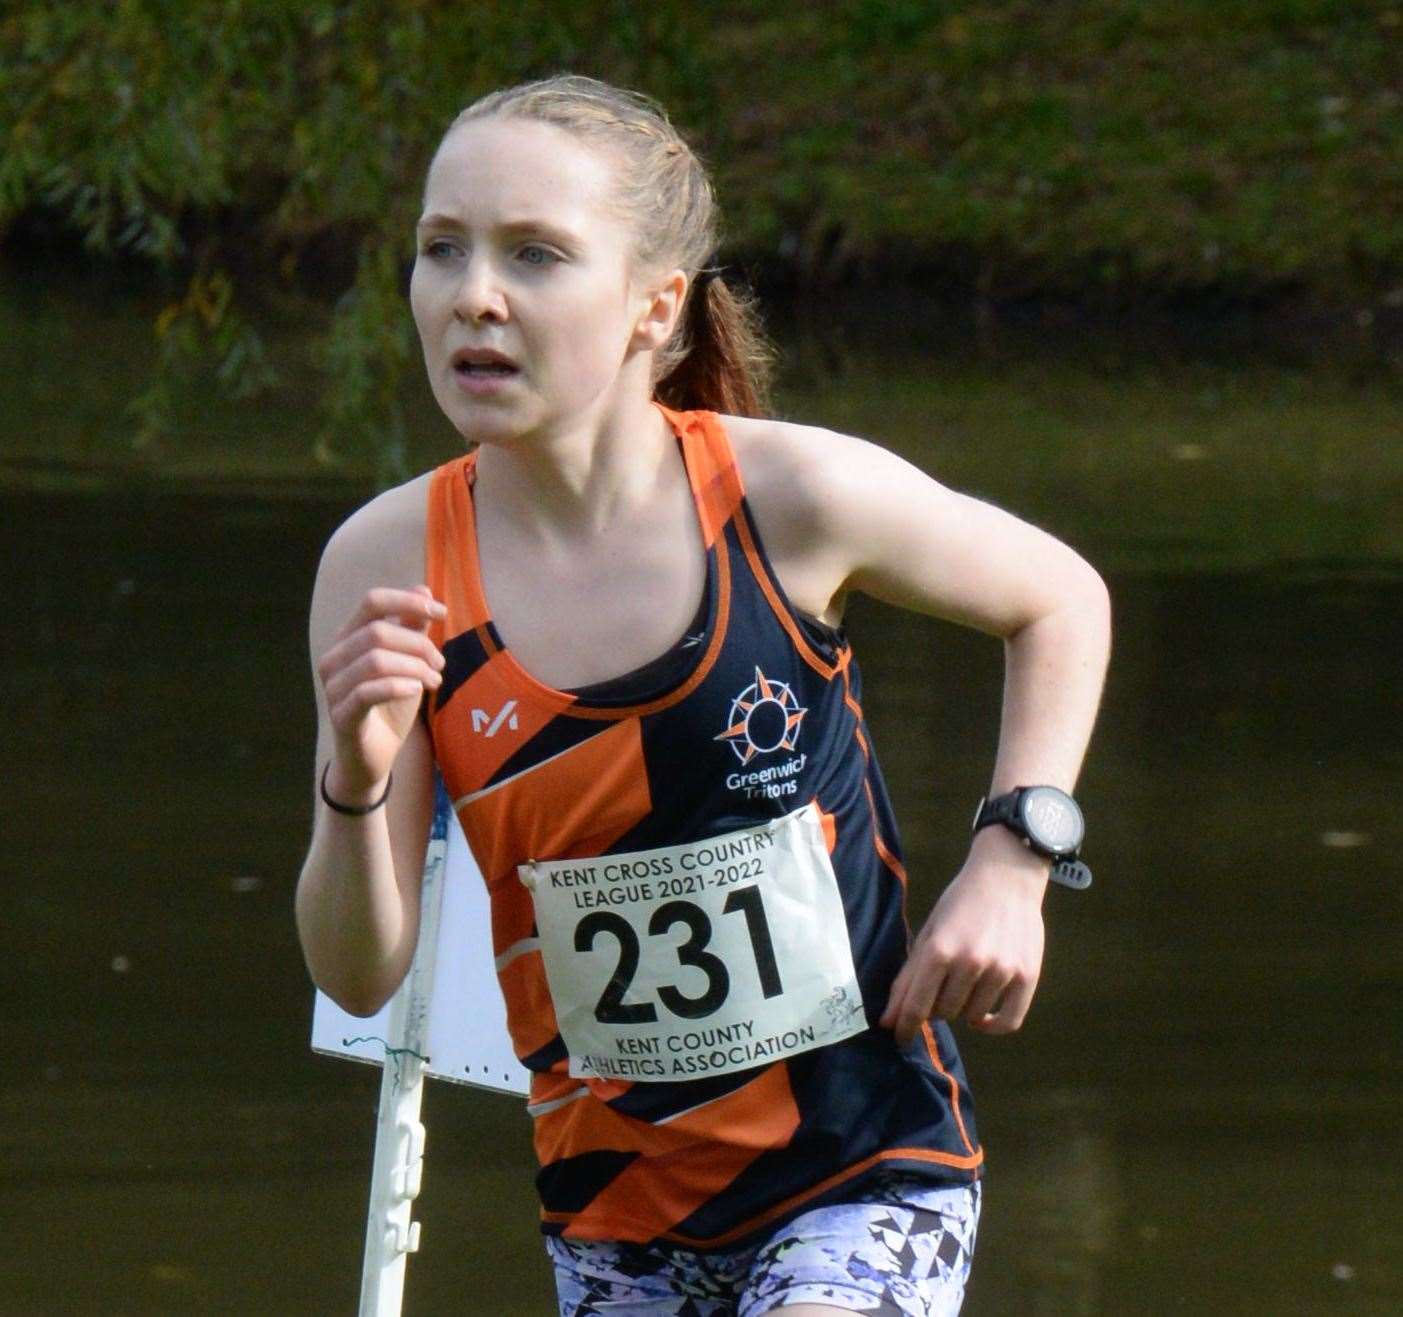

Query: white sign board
(311, 798), (531, 1096)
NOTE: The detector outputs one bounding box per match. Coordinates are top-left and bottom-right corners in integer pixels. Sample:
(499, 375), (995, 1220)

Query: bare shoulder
(310, 472), (435, 643)
(717, 413), (1105, 636)
(716, 414), (905, 621)
(717, 412), (936, 535)
(712, 412), (942, 541)
(718, 414), (891, 520)
(317, 472), (434, 590)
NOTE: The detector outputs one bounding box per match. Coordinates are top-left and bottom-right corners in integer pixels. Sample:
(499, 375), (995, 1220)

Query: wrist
(970, 824), (1049, 875)
(321, 760), (392, 814)
(966, 825), (1051, 885)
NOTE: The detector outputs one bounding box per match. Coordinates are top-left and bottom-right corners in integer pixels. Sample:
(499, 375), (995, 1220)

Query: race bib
(519, 803), (866, 1082)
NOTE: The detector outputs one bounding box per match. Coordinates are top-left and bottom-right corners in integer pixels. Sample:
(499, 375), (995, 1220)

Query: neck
(474, 387), (677, 539)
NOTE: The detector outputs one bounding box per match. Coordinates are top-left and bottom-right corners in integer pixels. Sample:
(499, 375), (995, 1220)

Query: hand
(879, 832), (1047, 1042)
(316, 585), (446, 800)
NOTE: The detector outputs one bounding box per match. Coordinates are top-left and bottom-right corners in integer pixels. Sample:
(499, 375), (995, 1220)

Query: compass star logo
(716, 667), (807, 764)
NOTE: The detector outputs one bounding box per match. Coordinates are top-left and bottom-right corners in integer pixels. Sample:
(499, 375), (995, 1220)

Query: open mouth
(452, 347), (520, 379)
(455, 361), (518, 377)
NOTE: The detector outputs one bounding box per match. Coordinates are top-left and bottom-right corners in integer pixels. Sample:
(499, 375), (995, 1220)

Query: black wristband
(320, 762), (392, 816)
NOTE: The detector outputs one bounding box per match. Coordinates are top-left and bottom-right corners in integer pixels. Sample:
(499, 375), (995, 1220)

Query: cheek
(553, 287), (633, 371)
(408, 266), (436, 337)
(409, 259), (446, 338)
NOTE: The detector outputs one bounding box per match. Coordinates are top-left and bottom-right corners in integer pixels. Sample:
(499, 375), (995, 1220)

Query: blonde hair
(442, 74), (774, 417)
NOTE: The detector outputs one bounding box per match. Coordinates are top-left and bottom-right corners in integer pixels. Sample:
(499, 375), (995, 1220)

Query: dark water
(2, 474), (1400, 1314)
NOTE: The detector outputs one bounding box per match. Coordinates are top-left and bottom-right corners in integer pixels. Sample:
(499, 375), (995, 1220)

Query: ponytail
(654, 268), (775, 418)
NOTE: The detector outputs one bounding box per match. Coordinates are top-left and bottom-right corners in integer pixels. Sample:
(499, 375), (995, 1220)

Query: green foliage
(2, 0), (1399, 460)
(705, 0), (1402, 294)
(0, 0), (710, 457)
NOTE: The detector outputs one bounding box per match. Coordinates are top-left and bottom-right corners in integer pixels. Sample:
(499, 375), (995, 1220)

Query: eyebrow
(415, 213), (584, 248)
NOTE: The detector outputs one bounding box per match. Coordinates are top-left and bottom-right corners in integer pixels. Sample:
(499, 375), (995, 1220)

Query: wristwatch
(972, 786), (1092, 889)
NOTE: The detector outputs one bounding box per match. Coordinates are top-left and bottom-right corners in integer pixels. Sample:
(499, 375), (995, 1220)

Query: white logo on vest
(471, 700), (519, 736)
(716, 666), (806, 763)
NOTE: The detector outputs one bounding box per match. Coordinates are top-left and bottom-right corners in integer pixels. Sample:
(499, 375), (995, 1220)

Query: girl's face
(411, 116), (667, 446)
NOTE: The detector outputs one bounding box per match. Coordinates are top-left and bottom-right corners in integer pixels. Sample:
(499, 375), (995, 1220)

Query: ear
(628, 267), (688, 353)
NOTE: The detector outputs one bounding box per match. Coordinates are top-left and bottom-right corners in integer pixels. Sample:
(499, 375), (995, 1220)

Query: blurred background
(2, 2), (1400, 1313)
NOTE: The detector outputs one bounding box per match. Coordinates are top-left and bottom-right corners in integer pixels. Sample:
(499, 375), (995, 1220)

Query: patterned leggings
(548, 1174), (981, 1316)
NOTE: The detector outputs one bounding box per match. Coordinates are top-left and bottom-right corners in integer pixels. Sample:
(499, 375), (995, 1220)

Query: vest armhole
(731, 495), (843, 680)
(683, 407), (843, 679)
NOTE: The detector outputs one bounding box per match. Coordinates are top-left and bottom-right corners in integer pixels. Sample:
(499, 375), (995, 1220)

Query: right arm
(294, 480), (445, 1016)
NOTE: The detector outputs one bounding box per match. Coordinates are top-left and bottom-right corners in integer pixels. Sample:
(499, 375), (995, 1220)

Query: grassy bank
(6, 2), (1400, 298)
(709, 1), (1403, 302)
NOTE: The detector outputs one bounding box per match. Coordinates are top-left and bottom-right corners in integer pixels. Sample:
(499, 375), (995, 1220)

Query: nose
(453, 253), (508, 324)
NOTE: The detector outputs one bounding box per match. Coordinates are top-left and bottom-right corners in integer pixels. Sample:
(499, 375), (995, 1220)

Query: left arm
(737, 420), (1112, 1039)
(880, 591), (1109, 1040)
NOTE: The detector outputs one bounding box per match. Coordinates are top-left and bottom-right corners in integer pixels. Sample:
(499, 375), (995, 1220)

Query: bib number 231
(520, 803), (866, 1082)
(577, 883), (781, 1024)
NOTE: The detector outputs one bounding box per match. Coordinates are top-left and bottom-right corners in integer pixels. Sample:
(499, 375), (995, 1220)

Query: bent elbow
(338, 991), (395, 1019)
(1068, 563), (1113, 678)
(1008, 555), (1112, 670)
(1017, 553), (1112, 641)
(1052, 544), (1111, 636)
(1077, 559), (1111, 625)
(306, 958), (404, 1018)
(1084, 564), (1113, 650)
(321, 977), (399, 1018)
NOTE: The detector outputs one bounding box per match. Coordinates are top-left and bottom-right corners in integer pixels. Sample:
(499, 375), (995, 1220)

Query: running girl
(297, 73), (1110, 1316)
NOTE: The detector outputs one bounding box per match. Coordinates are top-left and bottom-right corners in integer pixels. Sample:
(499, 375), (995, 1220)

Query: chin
(450, 405), (536, 449)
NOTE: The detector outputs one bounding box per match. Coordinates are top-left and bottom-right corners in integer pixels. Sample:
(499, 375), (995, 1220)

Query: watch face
(1019, 787), (1084, 856)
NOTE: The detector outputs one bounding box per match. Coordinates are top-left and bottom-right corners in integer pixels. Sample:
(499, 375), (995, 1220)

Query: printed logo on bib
(519, 804), (865, 1081)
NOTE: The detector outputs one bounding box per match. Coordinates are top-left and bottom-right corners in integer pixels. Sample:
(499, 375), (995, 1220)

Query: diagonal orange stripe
(547, 1063), (801, 1243)
(457, 718), (651, 892)
(649, 1144), (984, 1249)
(455, 719), (654, 1060)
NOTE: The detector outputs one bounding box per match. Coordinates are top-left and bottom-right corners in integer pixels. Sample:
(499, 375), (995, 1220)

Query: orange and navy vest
(424, 403), (982, 1248)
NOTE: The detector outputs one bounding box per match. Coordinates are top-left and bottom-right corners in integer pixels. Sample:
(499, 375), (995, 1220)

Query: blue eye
(421, 239), (459, 260)
(518, 245), (558, 267)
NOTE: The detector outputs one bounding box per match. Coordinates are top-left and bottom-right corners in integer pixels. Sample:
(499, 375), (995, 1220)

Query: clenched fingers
(319, 619), (445, 688)
(315, 586), (449, 747)
(336, 586), (446, 641)
(881, 948), (1039, 1045)
(931, 962), (983, 1021)
(970, 974), (1037, 1035)
(322, 648), (444, 723)
(318, 583), (447, 689)
(880, 952), (956, 1046)
(880, 954), (975, 1046)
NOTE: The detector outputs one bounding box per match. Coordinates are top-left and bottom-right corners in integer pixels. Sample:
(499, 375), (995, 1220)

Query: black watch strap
(1049, 858), (1093, 890)
(972, 792), (1020, 834)
(973, 788), (1093, 890)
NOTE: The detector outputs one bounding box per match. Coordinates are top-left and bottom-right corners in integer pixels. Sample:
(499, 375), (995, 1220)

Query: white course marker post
(357, 781), (451, 1317)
